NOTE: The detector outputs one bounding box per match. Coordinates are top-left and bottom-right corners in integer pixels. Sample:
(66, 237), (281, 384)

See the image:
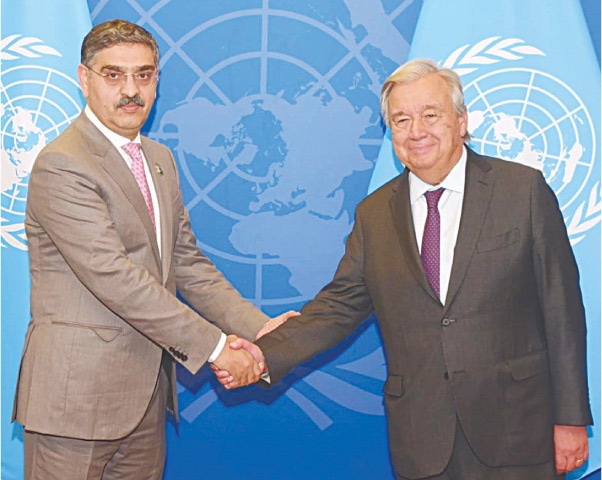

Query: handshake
(210, 310), (299, 389)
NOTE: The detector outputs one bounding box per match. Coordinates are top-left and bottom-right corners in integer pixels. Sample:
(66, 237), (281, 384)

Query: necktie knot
(122, 142), (142, 159)
(424, 188), (444, 210)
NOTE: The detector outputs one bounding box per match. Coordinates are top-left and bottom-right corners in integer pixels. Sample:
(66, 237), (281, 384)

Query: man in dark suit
(219, 59), (592, 479)
(13, 19), (294, 479)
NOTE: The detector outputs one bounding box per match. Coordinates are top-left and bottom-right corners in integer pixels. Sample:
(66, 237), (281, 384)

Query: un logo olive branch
(442, 36), (544, 75)
(0, 35), (61, 60)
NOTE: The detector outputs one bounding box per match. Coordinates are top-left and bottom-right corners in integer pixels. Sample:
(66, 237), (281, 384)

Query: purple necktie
(421, 188), (444, 297)
(123, 142), (156, 230)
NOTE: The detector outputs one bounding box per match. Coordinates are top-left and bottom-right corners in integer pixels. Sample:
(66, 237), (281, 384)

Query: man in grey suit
(13, 19), (293, 479)
(219, 59), (592, 479)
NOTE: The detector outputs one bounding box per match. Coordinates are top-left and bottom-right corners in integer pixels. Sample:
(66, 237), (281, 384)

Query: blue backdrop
(1, 1), (600, 479)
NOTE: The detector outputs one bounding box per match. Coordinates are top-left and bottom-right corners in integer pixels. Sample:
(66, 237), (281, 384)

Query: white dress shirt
(409, 147), (467, 304)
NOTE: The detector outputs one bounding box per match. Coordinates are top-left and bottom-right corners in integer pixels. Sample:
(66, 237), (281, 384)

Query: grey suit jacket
(256, 148), (592, 479)
(13, 112), (268, 440)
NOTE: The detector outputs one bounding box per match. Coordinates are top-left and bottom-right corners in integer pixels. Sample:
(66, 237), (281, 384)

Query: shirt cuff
(207, 333), (227, 363)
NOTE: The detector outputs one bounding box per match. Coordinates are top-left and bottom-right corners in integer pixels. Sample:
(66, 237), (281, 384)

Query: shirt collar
(409, 146), (467, 204)
(84, 105), (141, 150)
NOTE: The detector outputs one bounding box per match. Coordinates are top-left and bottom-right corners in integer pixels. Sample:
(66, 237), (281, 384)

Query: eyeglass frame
(86, 65), (160, 86)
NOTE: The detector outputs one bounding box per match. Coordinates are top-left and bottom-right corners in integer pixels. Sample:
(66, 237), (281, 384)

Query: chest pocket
(476, 228), (519, 253)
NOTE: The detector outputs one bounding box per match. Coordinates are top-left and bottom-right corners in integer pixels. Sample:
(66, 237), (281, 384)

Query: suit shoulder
(32, 123), (92, 173)
(470, 151), (543, 183)
(140, 135), (171, 155)
(470, 148), (539, 174)
(39, 121), (84, 155)
(367, 174), (402, 201)
(355, 174), (402, 215)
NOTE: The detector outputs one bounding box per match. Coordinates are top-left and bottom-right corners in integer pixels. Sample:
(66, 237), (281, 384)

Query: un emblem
(1, 37), (83, 250)
(150, 2), (413, 429)
(443, 37), (600, 245)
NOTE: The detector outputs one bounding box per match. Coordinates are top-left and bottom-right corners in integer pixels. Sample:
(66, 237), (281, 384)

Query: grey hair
(381, 58), (470, 141)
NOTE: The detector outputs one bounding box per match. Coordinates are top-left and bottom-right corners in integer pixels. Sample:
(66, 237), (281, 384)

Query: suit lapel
(78, 114), (162, 268)
(389, 173), (438, 301)
(142, 139), (174, 285)
(443, 151), (493, 312)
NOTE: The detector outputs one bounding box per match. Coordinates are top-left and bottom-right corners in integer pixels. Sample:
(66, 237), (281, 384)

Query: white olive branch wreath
(1, 34), (61, 60)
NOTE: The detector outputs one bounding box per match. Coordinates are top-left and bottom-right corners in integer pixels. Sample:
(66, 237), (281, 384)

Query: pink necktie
(421, 188), (444, 297)
(123, 142), (156, 230)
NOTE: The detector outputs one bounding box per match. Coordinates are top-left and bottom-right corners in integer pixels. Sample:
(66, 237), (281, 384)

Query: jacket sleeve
(530, 171), (592, 425)
(256, 208), (374, 384)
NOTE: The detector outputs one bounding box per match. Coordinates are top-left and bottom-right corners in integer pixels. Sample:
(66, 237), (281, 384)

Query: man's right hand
(211, 335), (262, 388)
(211, 337), (266, 389)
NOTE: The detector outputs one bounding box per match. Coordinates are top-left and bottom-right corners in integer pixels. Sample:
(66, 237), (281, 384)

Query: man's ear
(459, 111), (468, 139)
(77, 64), (90, 99)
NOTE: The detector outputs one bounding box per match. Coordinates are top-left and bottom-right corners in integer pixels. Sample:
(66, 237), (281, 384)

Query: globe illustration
(152, 3), (407, 314)
(465, 68), (596, 213)
(138, 3), (417, 437)
(1, 65), (82, 249)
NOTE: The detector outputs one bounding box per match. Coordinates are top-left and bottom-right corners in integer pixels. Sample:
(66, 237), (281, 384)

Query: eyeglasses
(87, 67), (159, 87)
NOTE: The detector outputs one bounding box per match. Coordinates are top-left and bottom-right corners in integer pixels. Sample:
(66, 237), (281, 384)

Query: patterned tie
(421, 188), (445, 297)
(122, 142), (156, 230)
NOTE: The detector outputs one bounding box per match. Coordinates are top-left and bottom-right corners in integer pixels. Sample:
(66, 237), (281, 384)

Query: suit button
(444, 371), (449, 380)
(441, 318), (455, 327)
(169, 347), (175, 353)
(181, 354), (188, 362)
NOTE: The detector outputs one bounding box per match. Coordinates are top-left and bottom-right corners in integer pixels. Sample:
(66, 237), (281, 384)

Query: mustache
(115, 95), (145, 108)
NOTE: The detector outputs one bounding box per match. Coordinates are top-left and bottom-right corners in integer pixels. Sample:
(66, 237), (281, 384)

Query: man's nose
(120, 74), (140, 95)
(409, 117), (427, 137)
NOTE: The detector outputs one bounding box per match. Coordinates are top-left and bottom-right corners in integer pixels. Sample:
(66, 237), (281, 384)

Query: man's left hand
(554, 424), (588, 474)
(255, 310), (300, 339)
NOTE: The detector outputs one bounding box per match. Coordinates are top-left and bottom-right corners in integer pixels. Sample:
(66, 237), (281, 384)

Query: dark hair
(81, 19), (159, 67)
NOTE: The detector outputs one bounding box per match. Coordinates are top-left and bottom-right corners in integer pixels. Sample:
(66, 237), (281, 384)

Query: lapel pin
(154, 164), (164, 175)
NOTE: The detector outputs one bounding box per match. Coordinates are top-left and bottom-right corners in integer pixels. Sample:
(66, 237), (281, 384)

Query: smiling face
(78, 43), (158, 140)
(388, 73), (467, 185)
